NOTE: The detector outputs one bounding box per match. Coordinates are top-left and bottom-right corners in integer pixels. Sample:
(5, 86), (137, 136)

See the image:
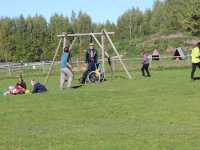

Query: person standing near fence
(60, 46), (73, 89)
(191, 42), (200, 80)
(141, 51), (151, 77)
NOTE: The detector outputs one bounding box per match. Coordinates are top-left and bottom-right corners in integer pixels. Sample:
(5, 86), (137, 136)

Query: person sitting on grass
(4, 85), (26, 96)
(141, 51), (151, 77)
(3, 75), (27, 96)
(31, 80), (47, 94)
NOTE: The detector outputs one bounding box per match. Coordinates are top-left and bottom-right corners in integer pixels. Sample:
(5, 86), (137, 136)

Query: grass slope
(0, 69), (200, 150)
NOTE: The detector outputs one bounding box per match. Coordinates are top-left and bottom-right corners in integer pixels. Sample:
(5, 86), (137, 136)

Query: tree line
(0, 0), (199, 62)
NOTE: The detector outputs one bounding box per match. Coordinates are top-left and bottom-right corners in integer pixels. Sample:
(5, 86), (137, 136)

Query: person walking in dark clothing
(141, 51), (151, 77)
(81, 43), (98, 84)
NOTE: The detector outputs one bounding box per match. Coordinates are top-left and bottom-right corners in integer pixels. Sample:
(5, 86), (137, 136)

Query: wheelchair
(86, 63), (105, 84)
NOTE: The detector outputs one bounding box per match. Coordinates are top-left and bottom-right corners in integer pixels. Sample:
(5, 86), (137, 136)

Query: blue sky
(0, 0), (155, 23)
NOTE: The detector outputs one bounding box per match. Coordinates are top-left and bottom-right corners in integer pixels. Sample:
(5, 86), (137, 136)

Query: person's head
(31, 80), (37, 86)
(89, 43), (94, 49)
(64, 46), (69, 53)
(197, 42), (200, 48)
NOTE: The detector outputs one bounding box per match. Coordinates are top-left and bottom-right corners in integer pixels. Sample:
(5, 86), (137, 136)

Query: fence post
(8, 62), (12, 76)
(42, 61), (45, 74)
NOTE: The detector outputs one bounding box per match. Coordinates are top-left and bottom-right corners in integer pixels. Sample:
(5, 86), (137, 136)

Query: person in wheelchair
(81, 43), (98, 84)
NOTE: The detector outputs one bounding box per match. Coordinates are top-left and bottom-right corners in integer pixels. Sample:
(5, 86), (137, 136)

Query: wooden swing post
(44, 38), (62, 86)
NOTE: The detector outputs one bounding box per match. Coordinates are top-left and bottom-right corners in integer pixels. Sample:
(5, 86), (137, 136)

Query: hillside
(117, 32), (199, 57)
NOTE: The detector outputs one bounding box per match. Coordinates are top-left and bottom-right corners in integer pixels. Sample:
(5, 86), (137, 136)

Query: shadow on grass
(193, 77), (200, 80)
(71, 85), (83, 89)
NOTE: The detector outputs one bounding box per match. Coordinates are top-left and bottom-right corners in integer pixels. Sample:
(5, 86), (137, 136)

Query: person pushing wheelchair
(81, 43), (98, 84)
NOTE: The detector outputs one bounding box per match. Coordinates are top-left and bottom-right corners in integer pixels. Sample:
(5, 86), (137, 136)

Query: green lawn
(1, 69), (200, 150)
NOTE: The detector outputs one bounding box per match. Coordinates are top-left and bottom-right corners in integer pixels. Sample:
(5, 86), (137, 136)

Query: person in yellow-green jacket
(191, 42), (200, 80)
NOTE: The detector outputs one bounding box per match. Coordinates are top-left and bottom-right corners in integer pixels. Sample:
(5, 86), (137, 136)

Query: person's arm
(68, 53), (72, 64)
(197, 49), (200, 58)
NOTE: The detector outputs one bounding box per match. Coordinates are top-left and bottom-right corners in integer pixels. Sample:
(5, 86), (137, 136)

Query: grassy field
(1, 69), (200, 150)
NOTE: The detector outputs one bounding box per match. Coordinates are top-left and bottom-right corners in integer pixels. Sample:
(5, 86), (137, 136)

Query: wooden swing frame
(44, 29), (132, 86)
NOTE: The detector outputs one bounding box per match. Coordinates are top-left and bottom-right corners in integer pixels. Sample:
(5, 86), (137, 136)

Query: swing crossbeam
(57, 32), (115, 38)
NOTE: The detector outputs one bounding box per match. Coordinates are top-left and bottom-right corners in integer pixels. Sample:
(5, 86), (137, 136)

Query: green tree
(75, 11), (92, 33)
(0, 17), (15, 61)
(48, 14), (70, 59)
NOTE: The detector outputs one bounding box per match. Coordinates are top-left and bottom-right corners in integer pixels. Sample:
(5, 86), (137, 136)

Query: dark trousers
(81, 63), (96, 84)
(141, 63), (151, 77)
(191, 63), (200, 79)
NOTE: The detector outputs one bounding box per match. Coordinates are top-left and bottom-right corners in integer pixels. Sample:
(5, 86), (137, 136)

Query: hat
(89, 43), (94, 46)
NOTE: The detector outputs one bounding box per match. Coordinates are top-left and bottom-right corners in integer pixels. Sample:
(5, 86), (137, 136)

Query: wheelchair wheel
(87, 71), (100, 83)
